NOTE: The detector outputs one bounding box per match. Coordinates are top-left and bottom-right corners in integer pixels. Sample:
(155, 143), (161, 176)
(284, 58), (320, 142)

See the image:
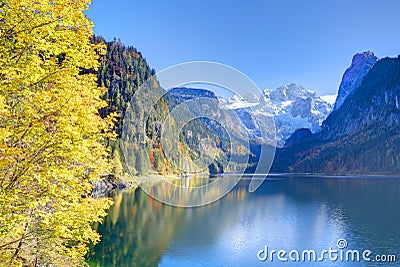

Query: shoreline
(91, 172), (400, 198)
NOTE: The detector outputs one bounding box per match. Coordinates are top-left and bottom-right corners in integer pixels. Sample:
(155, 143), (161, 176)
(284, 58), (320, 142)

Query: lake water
(87, 176), (400, 266)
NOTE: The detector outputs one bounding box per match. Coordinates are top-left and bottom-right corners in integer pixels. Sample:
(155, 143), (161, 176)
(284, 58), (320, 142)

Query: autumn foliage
(0, 1), (113, 266)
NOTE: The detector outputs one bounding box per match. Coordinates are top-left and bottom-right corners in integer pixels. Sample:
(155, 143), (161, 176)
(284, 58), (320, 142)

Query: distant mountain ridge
(168, 87), (218, 101)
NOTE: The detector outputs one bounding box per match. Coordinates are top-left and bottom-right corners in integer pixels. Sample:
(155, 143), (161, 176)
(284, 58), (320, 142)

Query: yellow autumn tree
(0, 1), (113, 266)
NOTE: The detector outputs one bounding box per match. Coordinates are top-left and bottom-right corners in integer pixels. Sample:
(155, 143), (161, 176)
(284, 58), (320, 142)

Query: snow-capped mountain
(333, 51), (378, 110)
(223, 83), (333, 147)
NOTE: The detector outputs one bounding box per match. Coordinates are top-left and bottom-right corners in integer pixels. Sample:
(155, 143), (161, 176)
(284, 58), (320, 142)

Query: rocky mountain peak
(269, 83), (313, 102)
(334, 51), (378, 110)
(226, 83), (333, 147)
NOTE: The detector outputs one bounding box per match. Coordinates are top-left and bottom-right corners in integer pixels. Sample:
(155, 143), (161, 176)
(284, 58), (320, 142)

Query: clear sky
(87, 0), (400, 96)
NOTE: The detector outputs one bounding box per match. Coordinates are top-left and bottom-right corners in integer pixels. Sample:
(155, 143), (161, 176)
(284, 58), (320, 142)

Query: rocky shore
(90, 175), (136, 198)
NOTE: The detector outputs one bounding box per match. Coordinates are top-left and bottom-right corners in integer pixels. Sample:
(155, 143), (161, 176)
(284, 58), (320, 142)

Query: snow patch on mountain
(321, 94), (337, 105)
(220, 94), (259, 109)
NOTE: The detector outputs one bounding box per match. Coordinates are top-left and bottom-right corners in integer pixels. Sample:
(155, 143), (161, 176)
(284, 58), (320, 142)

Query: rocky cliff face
(273, 55), (400, 174)
(333, 51), (378, 110)
(322, 56), (400, 139)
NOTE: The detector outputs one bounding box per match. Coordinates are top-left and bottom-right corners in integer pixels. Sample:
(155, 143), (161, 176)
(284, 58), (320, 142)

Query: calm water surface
(87, 176), (400, 266)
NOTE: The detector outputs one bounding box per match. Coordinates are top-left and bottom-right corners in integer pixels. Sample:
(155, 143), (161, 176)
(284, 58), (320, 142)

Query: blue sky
(87, 0), (400, 96)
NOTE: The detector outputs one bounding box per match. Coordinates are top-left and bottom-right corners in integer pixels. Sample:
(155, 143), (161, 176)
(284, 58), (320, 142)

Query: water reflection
(88, 176), (400, 267)
(135, 174), (242, 207)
